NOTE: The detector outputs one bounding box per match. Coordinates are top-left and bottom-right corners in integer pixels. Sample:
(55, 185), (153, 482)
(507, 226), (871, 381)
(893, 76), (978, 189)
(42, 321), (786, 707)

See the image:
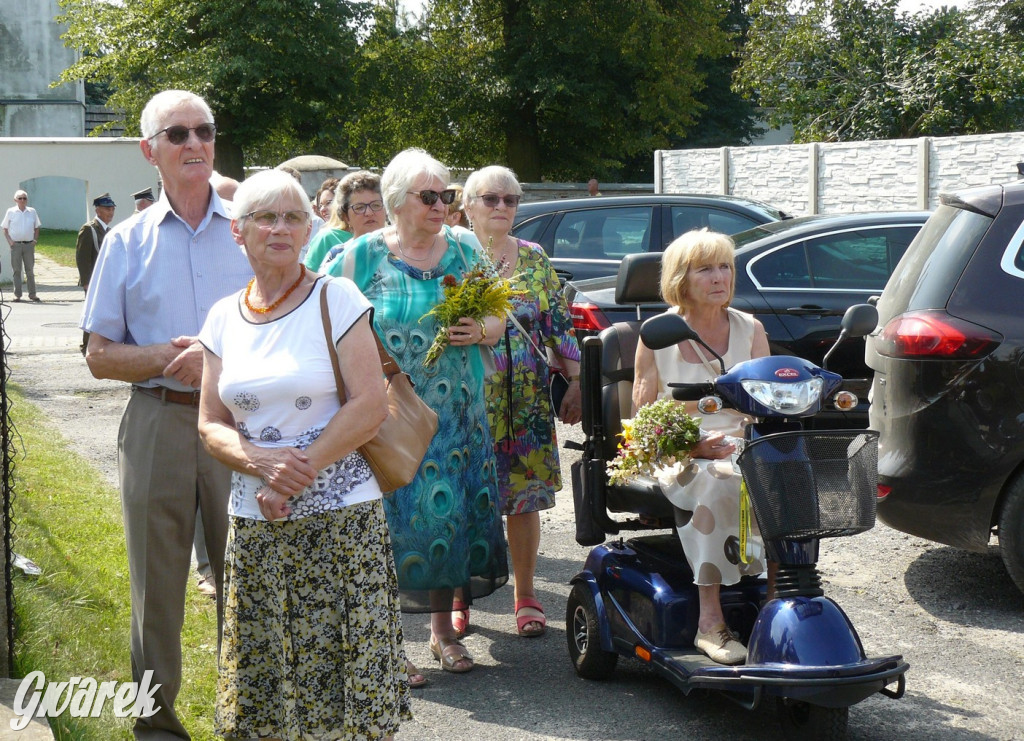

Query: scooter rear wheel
(566, 583), (618, 680)
(776, 698), (848, 740)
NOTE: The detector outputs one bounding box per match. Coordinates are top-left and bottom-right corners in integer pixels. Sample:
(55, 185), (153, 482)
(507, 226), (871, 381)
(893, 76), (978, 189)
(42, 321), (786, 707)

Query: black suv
(865, 182), (1024, 593)
(511, 194), (787, 283)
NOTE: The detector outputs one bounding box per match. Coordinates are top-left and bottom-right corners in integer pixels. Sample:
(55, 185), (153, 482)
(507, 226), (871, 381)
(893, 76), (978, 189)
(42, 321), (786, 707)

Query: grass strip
(9, 386), (218, 740)
(35, 230), (78, 269)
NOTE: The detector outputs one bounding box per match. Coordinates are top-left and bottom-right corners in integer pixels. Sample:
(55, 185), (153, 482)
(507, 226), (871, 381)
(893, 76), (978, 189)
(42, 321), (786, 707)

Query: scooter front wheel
(566, 582), (618, 680)
(776, 698), (849, 740)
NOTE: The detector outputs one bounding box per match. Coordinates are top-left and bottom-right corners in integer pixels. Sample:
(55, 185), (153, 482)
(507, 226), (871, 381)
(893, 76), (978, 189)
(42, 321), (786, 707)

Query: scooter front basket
(736, 430), (878, 541)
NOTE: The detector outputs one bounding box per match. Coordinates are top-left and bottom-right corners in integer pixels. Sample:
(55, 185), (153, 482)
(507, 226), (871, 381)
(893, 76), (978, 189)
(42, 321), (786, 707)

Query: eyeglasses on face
(347, 200), (385, 215)
(148, 123), (217, 145)
(407, 189), (456, 206)
(15, 197), (27, 201)
(478, 193), (521, 208)
(243, 210), (309, 229)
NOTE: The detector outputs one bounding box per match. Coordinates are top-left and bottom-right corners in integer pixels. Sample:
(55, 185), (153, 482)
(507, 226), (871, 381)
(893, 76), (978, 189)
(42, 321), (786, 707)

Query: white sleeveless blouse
(652, 307), (757, 437)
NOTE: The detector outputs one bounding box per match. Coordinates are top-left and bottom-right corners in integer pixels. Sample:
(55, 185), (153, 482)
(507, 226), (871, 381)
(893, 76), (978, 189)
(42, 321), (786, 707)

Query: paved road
(3, 257), (1023, 741)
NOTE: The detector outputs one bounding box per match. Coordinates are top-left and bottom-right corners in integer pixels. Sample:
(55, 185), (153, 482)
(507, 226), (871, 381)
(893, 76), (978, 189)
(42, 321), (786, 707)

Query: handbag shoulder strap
(505, 309), (549, 368)
(320, 282), (402, 407)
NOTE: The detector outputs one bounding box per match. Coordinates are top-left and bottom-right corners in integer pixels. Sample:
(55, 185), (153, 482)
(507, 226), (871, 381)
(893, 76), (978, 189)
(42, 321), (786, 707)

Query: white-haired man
(80, 90), (252, 740)
(2, 190), (42, 302)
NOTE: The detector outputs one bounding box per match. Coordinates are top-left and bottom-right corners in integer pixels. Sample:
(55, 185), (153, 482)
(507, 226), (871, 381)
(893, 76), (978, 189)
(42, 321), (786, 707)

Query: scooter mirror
(639, 313), (697, 350)
(640, 313), (726, 373)
(841, 303), (880, 339)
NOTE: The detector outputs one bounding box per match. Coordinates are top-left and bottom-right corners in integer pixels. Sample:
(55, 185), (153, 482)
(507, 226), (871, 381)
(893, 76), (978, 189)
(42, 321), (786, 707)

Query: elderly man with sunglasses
(2, 190), (42, 302)
(80, 90), (252, 740)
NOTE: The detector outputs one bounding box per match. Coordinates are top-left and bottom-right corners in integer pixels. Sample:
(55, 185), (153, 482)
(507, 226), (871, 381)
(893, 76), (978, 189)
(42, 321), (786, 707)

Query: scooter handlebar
(667, 382), (715, 401)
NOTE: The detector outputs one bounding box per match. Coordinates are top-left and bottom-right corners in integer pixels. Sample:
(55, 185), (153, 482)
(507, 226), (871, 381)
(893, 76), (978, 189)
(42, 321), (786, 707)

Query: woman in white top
(198, 169), (411, 739)
(633, 229), (771, 666)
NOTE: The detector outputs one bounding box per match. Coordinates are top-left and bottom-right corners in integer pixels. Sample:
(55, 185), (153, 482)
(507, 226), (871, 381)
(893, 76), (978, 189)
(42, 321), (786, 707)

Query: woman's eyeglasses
(147, 123), (217, 145)
(243, 210), (309, 229)
(407, 189), (457, 206)
(478, 194), (521, 208)
(347, 200), (385, 215)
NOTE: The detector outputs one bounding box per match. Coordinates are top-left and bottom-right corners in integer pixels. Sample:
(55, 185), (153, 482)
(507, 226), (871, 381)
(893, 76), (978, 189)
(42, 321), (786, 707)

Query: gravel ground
(5, 281), (1024, 740)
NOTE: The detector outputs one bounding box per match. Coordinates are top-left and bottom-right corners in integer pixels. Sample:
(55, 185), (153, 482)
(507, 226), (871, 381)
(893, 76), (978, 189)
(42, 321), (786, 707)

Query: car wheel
(776, 698), (849, 740)
(998, 478), (1024, 594)
(566, 582), (618, 679)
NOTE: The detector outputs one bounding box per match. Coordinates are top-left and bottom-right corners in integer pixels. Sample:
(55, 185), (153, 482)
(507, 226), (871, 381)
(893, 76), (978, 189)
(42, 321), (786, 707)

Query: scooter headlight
(740, 377), (823, 415)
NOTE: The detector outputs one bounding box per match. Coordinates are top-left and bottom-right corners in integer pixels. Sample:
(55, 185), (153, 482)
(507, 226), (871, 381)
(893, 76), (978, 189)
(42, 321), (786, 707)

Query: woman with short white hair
(327, 149), (509, 676)
(459, 165), (581, 639)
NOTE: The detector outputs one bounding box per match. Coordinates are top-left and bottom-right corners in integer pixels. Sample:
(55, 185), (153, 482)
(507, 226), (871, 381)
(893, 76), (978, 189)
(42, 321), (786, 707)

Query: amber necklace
(244, 264), (306, 315)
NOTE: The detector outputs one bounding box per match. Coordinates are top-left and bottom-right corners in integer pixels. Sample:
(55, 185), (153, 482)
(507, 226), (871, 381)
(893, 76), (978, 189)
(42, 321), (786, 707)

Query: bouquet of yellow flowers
(420, 264), (516, 367)
(606, 399), (703, 485)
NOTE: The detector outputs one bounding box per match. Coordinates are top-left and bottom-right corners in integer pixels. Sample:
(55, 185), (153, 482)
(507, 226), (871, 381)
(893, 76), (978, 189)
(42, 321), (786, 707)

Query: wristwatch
(477, 319), (487, 340)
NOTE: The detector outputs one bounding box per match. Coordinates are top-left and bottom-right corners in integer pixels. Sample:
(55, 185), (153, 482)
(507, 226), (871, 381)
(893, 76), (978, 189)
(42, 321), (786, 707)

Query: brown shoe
(695, 623), (746, 665)
(196, 575), (217, 598)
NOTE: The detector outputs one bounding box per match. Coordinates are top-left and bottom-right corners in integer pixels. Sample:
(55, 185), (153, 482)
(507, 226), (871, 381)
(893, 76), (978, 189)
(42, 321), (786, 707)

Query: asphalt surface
(2, 257), (1023, 741)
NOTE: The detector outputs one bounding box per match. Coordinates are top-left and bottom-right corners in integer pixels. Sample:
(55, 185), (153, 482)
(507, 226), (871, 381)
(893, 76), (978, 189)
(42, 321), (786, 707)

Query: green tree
(375, 0), (733, 181)
(674, 0), (765, 150)
(734, 0), (1024, 142)
(57, 0), (368, 178)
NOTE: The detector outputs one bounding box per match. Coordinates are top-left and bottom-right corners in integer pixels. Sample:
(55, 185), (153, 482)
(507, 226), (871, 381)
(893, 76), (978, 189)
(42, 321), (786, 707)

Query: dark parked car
(510, 194), (788, 283)
(564, 211), (929, 421)
(865, 182), (1024, 593)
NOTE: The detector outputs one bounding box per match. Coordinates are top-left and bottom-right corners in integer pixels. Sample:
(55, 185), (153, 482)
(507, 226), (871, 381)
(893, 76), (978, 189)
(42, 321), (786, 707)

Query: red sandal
(515, 597), (546, 637)
(452, 598), (470, 638)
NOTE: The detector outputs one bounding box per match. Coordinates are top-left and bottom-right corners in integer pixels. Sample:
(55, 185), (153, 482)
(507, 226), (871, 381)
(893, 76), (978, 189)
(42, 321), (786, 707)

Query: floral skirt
(216, 500), (412, 740)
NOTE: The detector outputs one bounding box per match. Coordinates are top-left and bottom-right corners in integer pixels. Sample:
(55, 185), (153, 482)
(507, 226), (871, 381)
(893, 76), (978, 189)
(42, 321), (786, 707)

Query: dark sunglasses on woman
(407, 189), (457, 206)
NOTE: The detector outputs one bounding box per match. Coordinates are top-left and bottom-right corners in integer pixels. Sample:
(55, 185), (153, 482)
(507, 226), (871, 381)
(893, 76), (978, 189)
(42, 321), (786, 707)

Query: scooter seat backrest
(598, 321), (642, 463)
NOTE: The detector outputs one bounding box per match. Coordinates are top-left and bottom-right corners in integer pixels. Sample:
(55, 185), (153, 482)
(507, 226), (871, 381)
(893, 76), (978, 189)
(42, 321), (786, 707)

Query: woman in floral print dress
(461, 165), (582, 638)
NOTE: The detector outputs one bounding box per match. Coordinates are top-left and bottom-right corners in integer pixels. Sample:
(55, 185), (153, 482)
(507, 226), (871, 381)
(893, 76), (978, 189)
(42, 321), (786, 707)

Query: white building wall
(0, 138), (158, 283)
(0, 0), (84, 137)
(657, 131), (1024, 216)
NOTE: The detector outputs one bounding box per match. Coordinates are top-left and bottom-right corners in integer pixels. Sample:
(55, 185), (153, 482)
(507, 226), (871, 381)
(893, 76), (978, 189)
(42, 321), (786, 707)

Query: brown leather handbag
(320, 288), (438, 493)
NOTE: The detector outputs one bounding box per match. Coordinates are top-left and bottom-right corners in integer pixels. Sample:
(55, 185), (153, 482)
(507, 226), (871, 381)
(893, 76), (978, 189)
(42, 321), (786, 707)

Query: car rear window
(876, 205), (992, 319)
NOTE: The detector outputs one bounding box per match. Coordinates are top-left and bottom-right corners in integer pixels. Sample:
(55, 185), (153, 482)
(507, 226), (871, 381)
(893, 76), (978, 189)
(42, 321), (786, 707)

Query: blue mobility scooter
(566, 254), (908, 739)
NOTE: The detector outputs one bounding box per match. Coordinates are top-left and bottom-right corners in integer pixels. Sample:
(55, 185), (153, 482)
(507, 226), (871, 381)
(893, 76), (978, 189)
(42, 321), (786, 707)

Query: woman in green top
(305, 170), (386, 271)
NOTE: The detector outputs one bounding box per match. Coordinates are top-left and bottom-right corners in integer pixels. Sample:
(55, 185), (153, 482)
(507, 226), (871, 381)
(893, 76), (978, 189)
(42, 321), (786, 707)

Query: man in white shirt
(80, 90), (252, 740)
(2, 190), (42, 302)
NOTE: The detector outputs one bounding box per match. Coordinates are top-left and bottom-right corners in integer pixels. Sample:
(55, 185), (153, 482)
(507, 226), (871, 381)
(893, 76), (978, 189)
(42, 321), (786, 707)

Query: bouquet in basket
(606, 399), (703, 486)
(420, 260), (516, 367)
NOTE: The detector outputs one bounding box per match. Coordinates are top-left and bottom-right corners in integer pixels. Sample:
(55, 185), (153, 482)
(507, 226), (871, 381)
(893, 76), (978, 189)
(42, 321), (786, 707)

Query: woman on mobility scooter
(632, 229), (771, 665)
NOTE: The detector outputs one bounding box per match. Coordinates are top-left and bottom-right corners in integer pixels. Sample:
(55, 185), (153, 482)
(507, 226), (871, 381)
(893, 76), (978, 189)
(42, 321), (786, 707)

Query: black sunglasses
(478, 194), (521, 208)
(407, 189), (456, 206)
(148, 123), (217, 145)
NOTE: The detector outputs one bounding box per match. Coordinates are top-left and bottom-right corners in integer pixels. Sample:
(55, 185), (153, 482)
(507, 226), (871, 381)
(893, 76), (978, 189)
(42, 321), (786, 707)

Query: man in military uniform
(75, 193), (116, 354)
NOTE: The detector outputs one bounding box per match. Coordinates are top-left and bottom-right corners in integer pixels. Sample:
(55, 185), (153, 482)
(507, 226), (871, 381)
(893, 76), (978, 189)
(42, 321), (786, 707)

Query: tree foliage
(57, 0), (368, 178)
(734, 0), (1024, 142)
(58, 0), (740, 180)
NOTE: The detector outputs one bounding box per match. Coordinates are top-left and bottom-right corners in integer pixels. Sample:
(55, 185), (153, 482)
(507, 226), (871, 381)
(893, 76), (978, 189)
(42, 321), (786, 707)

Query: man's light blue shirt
(81, 189), (253, 391)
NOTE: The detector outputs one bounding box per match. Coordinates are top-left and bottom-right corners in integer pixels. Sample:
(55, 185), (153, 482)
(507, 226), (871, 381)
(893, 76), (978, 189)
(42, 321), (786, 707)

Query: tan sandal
(406, 659), (428, 688)
(429, 634), (474, 673)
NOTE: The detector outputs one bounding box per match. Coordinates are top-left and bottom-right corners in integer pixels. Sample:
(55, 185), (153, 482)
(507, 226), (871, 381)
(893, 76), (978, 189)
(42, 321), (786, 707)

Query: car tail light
(877, 484), (891, 501)
(569, 302), (611, 332)
(875, 310), (1001, 359)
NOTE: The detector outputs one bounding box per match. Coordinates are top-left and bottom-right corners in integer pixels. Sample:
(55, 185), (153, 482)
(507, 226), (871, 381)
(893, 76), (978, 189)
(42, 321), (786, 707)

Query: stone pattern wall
(658, 132), (1024, 217)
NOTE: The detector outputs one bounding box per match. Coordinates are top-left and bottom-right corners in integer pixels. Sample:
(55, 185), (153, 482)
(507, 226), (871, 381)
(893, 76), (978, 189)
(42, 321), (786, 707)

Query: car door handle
(785, 305), (832, 317)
